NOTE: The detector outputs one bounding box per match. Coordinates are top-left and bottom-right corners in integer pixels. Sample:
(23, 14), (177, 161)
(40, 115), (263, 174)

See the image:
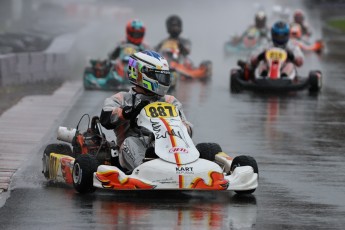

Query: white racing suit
(250, 41), (304, 76)
(100, 88), (192, 171)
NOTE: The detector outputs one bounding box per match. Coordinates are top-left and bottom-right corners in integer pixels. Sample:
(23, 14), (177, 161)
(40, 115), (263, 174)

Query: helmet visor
(273, 32), (289, 45)
(143, 68), (171, 86)
(129, 31), (144, 39)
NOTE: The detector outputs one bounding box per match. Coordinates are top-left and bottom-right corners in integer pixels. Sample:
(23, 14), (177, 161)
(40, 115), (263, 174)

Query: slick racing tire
(230, 155), (258, 194)
(42, 143), (73, 179)
(230, 70), (242, 93)
(72, 154), (98, 194)
(196, 143), (222, 161)
(308, 71), (322, 93)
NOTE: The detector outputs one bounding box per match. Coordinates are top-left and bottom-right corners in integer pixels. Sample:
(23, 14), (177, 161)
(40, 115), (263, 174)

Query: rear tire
(196, 143), (222, 161)
(309, 71), (322, 93)
(72, 154), (98, 193)
(230, 155), (258, 194)
(42, 143), (73, 179)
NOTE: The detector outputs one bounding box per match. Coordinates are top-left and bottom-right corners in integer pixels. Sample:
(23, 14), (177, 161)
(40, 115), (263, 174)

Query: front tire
(230, 155), (258, 194)
(42, 143), (73, 179)
(196, 143), (222, 161)
(72, 154), (98, 193)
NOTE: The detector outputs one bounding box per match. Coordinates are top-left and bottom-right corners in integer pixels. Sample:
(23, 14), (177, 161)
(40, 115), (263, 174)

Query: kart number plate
(161, 40), (179, 50)
(123, 46), (137, 55)
(144, 102), (178, 118)
(265, 48), (287, 62)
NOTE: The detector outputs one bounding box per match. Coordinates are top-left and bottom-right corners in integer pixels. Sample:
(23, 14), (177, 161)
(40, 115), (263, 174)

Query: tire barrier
(0, 33), (75, 87)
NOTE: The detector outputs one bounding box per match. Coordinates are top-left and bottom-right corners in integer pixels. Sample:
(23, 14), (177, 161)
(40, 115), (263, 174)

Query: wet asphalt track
(1, 0), (345, 229)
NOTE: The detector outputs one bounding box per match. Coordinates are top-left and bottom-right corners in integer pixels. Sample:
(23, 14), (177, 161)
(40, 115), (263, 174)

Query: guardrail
(0, 33), (76, 87)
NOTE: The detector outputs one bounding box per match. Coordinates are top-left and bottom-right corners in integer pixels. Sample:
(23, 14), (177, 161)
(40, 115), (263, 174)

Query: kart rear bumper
(235, 76), (310, 92)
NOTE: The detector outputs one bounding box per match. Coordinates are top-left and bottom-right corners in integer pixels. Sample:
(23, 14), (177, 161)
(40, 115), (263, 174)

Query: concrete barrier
(0, 33), (76, 87)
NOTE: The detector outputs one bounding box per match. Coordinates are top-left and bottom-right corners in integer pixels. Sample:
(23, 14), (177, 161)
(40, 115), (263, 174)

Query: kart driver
(292, 9), (311, 38)
(232, 11), (269, 44)
(250, 21), (304, 77)
(109, 19), (149, 60)
(253, 11), (269, 39)
(155, 15), (191, 58)
(100, 50), (193, 171)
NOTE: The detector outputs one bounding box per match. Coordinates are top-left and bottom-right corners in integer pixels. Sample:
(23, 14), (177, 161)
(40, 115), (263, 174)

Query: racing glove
(122, 100), (150, 120)
(287, 50), (295, 62)
(257, 51), (266, 62)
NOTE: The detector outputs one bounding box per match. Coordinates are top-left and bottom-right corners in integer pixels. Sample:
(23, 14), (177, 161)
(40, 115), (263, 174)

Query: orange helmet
(126, 19), (145, 45)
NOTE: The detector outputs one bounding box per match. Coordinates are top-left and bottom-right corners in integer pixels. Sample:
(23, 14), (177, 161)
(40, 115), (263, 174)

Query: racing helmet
(127, 50), (171, 96)
(126, 19), (145, 45)
(293, 9), (305, 24)
(255, 11), (267, 29)
(166, 15), (182, 38)
(271, 21), (290, 48)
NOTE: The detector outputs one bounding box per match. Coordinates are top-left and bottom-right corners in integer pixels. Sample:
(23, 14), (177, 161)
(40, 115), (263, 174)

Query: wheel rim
(73, 163), (82, 184)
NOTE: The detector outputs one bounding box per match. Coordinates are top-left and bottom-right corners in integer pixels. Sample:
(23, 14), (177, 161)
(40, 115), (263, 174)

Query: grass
(327, 18), (345, 32)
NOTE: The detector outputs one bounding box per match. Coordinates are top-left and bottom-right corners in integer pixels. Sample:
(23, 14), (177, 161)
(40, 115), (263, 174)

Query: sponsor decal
(176, 166), (194, 174)
(169, 147), (188, 153)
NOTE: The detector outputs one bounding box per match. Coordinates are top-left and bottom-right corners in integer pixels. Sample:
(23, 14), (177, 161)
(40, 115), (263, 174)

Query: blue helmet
(271, 21), (290, 47)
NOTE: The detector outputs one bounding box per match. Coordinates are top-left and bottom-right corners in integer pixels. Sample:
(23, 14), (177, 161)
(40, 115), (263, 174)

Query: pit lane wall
(0, 33), (76, 87)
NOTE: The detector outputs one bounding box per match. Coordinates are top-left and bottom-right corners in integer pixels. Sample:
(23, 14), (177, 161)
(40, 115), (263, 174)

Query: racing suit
(100, 87), (193, 171)
(250, 41), (304, 77)
(294, 22), (312, 37)
(155, 37), (191, 57)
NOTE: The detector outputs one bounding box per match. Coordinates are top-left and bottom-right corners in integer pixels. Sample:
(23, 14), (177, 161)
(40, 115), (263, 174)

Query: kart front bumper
(93, 163), (258, 191)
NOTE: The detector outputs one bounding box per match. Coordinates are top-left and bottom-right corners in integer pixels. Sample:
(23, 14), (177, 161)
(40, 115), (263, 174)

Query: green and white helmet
(127, 50), (171, 96)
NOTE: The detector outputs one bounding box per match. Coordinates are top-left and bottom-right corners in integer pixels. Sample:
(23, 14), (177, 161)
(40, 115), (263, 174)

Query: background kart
(290, 23), (324, 54)
(83, 59), (130, 91)
(230, 48), (322, 94)
(290, 38), (324, 54)
(224, 27), (268, 55)
(158, 39), (212, 82)
(83, 43), (138, 91)
(42, 102), (258, 194)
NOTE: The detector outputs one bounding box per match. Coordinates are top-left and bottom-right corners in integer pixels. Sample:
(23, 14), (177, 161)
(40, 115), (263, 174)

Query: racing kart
(290, 38), (324, 54)
(83, 44), (138, 91)
(290, 23), (324, 54)
(42, 102), (258, 194)
(230, 47), (322, 94)
(159, 39), (212, 82)
(224, 27), (268, 55)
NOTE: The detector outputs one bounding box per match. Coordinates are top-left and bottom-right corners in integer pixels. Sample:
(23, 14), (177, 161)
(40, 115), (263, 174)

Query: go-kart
(290, 23), (324, 54)
(224, 27), (268, 55)
(230, 47), (322, 93)
(290, 38), (324, 54)
(83, 44), (138, 91)
(158, 39), (212, 81)
(42, 102), (258, 194)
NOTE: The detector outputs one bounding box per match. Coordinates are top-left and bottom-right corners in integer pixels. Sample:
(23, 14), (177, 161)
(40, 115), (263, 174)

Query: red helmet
(126, 19), (145, 45)
(293, 9), (305, 24)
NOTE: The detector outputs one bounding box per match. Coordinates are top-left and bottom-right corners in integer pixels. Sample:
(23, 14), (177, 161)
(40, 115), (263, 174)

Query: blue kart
(83, 44), (139, 91)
